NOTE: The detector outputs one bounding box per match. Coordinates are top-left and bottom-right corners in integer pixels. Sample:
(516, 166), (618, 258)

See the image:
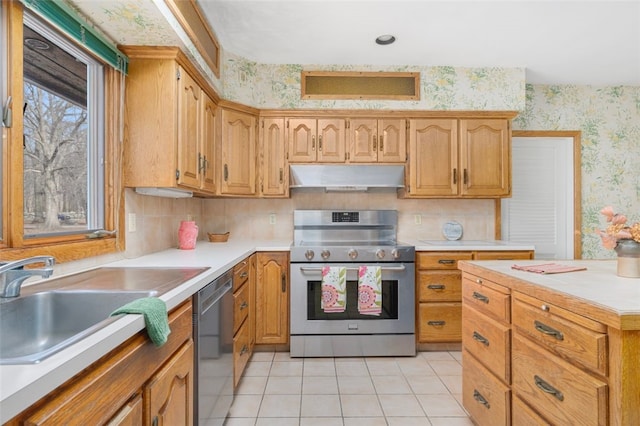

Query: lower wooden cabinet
(255, 252), (289, 345)
(462, 350), (511, 426)
(145, 340), (194, 426)
(233, 255), (254, 387)
(7, 301), (193, 426)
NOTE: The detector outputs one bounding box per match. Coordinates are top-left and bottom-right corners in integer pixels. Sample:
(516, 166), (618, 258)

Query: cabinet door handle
(198, 152), (204, 173)
(473, 389), (491, 409)
(534, 320), (564, 341)
(318, 135), (323, 151)
(224, 164), (229, 181)
(534, 375), (564, 401)
(240, 301), (248, 310)
(427, 320), (446, 326)
(472, 331), (490, 346)
(453, 168), (457, 184)
(472, 291), (490, 304)
(312, 135), (316, 151)
(240, 271), (248, 279)
(279, 168), (283, 183)
(427, 284), (446, 290)
(373, 135), (377, 151)
(281, 272), (286, 293)
(152, 416), (159, 426)
(379, 135), (384, 150)
(240, 344), (248, 355)
(463, 168), (468, 185)
(438, 259), (456, 265)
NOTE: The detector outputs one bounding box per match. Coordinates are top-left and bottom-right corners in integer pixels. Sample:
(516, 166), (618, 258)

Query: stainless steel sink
(0, 290), (157, 364)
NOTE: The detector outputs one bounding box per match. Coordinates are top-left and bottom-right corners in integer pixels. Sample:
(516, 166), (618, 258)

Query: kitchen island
(459, 259), (640, 426)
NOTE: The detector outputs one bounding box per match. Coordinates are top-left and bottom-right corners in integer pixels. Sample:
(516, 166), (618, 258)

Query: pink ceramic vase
(178, 220), (198, 250)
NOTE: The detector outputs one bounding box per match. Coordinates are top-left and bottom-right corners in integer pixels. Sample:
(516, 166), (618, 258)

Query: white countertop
(460, 259), (640, 326)
(409, 239), (535, 251)
(0, 239), (290, 423)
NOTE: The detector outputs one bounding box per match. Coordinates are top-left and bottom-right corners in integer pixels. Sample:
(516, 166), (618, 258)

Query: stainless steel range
(290, 210), (415, 357)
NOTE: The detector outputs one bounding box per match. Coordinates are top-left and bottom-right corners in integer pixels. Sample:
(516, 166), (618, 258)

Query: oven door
(290, 262), (415, 335)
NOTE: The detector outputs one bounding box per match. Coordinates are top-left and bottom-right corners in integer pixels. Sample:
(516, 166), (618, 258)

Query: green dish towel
(111, 297), (171, 347)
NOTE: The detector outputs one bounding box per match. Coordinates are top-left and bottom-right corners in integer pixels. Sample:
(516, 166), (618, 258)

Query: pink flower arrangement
(597, 206), (640, 249)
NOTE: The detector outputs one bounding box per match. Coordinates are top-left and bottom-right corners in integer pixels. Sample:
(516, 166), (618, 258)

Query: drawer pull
(240, 344), (248, 355)
(438, 259), (455, 265)
(472, 331), (490, 346)
(427, 284), (446, 290)
(476, 278), (483, 284)
(534, 375), (564, 401)
(239, 272), (248, 279)
(239, 301), (248, 310)
(427, 320), (446, 326)
(534, 320), (564, 341)
(472, 291), (490, 304)
(473, 389), (491, 409)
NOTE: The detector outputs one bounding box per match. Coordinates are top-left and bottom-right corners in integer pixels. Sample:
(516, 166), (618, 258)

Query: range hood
(290, 165), (405, 191)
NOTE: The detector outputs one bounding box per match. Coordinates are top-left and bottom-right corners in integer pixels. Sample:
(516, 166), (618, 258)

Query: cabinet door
(459, 119), (510, 197)
(378, 118), (406, 163)
(106, 393), (143, 426)
(408, 119), (458, 196)
(317, 118), (346, 162)
(288, 118), (317, 162)
(145, 340), (194, 426)
(348, 118), (378, 162)
(248, 254), (257, 351)
(200, 93), (217, 193)
(176, 68), (202, 189)
(255, 252), (289, 344)
(220, 109), (256, 195)
(260, 118), (289, 197)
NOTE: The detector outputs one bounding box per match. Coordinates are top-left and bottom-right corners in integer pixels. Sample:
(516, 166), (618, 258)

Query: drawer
(475, 251), (533, 260)
(416, 252), (473, 269)
(513, 293), (608, 376)
(418, 302), (461, 343)
(233, 320), (251, 388)
(512, 334), (608, 426)
(462, 305), (510, 384)
(512, 396), (552, 426)
(462, 350), (511, 426)
(233, 282), (250, 334)
(233, 258), (250, 291)
(418, 270), (461, 302)
(462, 274), (510, 323)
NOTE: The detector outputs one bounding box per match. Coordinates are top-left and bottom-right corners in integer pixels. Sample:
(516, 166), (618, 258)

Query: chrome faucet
(0, 256), (55, 298)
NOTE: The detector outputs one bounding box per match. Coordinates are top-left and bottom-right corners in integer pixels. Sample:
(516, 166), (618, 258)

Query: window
(1, 2), (123, 262)
(22, 13), (104, 238)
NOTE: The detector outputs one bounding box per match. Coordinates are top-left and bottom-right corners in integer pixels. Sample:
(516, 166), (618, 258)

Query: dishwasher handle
(201, 280), (232, 314)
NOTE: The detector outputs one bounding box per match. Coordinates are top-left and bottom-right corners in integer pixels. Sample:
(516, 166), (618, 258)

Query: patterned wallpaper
(222, 51), (526, 111)
(514, 85), (640, 259)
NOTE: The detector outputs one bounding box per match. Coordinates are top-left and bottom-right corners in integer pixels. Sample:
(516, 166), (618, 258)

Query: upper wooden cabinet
(406, 118), (511, 197)
(287, 118), (346, 162)
(348, 118), (407, 163)
(259, 118), (289, 197)
(122, 46), (219, 195)
(219, 107), (257, 196)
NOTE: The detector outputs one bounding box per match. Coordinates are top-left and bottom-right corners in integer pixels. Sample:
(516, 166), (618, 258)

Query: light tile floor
(225, 351), (472, 426)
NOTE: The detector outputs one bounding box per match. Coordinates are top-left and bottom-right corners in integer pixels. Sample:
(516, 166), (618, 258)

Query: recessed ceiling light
(24, 38), (50, 50)
(375, 34), (396, 45)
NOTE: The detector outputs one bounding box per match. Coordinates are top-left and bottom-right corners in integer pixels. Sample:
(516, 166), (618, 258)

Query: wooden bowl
(207, 232), (230, 243)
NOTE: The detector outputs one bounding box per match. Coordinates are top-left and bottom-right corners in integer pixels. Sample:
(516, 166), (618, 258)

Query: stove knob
(321, 249), (331, 260)
(376, 249), (386, 259)
(391, 248), (400, 259)
(305, 249), (315, 260)
(348, 249), (358, 260)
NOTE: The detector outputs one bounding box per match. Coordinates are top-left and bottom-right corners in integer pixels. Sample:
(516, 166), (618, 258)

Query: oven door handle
(299, 265), (406, 274)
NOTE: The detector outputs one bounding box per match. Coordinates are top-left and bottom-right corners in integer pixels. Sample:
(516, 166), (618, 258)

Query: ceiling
(195, 0), (640, 86)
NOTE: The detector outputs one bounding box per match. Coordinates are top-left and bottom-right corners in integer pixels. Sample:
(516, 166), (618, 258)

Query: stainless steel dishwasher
(192, 268), (234, 426)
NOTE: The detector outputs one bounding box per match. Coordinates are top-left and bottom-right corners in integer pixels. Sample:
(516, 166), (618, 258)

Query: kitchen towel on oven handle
(321, 266), (347, 313)
(358, 266), (382, 316)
